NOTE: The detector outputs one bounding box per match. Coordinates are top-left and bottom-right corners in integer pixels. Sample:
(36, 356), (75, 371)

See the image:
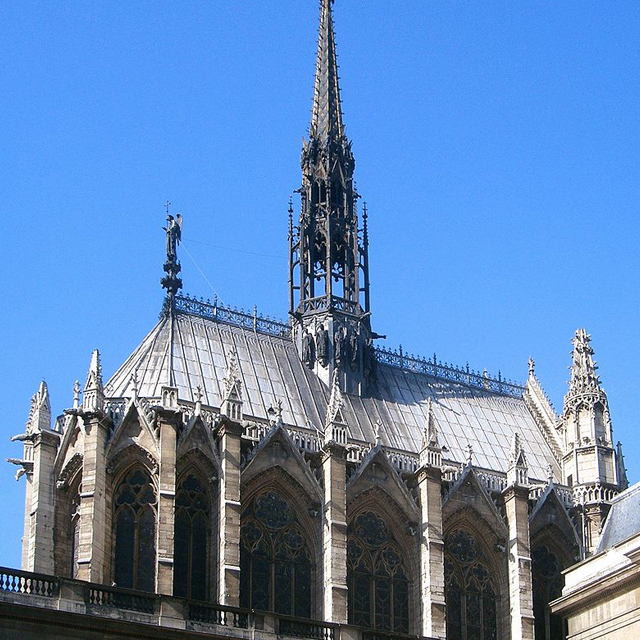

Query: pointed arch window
(445, 529), (498, 640)
(240, 490), (313, 617)
(532, 545), (565, 640)
(113, 468), (157, 592)
(347, 511), (410, 633)
(174, 473), (210, 601)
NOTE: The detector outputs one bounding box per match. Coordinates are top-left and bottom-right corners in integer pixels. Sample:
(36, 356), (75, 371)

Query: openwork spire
(310, 0), (344, 142)
(289, 0), (374, 394)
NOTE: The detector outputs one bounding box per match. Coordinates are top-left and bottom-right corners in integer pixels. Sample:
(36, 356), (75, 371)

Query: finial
(465, 443), (473, 466)
(547, 463), (554, 485)
(72, 380), (80, 409)
(508, 432), (529, 486)
(568, 328), (601, 395)
(374, 419), (382, 447)
(510, 432), (522, 463)
(195, 385), (203, 416)
(83, 349), (105, 413)
(268, 399), (284, 427)
(528, 356), (535, 377)
(130, 370), (139, 400)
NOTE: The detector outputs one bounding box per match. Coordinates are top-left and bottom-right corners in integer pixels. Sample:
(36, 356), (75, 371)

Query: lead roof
(106, 305), (558, 482)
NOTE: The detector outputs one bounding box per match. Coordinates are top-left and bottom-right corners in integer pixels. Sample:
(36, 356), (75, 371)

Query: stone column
(503, 484), (534, 640)
(76, 411), (109, 582)
(21, 460), (34, 570)
(321, 442), (348, 623)
(416, 466), (446, 639)
(26, 430), (59, 574)
(217, 416), (243, 606)
(156, 391), (180, 595)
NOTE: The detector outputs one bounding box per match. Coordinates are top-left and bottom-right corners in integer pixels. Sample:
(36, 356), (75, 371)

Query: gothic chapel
(7, 2), (629, 640)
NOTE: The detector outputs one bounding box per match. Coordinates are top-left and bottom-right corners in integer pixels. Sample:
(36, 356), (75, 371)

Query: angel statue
(164, 213), (183, 262)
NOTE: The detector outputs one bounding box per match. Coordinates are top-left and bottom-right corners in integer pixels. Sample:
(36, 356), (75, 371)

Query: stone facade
(5, 1), (632, 640)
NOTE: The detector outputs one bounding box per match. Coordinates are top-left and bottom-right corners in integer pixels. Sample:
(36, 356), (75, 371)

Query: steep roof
(597, 482), (640, 552)
(106, 298), (559, 481)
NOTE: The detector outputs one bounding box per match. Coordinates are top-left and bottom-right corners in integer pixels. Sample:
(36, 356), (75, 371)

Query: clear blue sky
(1, 1), (639, 568)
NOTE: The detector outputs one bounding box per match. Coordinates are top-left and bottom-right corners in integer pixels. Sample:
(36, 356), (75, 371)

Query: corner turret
(560, 329), (622, 555)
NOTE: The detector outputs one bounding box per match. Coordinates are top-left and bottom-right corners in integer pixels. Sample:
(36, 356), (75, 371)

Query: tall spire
(311, 0), (344, 143)
(289, 0), (374, 393)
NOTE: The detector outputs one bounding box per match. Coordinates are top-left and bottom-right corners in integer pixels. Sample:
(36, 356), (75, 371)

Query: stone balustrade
(0, 566), (436, 640)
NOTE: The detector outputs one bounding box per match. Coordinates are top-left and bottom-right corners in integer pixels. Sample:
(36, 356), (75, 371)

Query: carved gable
(530, 485), (580, 555)
(242, 424), (322, 505)
(106, 401), (159, 460)
(177, 415), (219, 470)
(347, 446), (420, 521)
(443, 466), (508, 539)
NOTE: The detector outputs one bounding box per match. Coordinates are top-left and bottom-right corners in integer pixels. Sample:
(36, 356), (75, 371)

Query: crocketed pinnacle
(568, 329), (601, 395)
(310, 0), (344, 143)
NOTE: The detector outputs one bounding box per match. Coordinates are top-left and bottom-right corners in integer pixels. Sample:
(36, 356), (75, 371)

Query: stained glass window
(174, 473), (210, 600)
(113, 468), (157, 592)
(240, 490), (313, 618)
(445, 529), (498, 640)
(532, 545), (565, 640)
(347, 511), (410, 633)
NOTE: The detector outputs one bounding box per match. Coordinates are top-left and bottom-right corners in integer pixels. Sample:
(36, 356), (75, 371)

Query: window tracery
(174, 473), (210, 600)
(240, 490), (313, 617)
(113, 468), (157, 592)
(532, 544), (565, 640)
(445, 528), (498, 640)
(347, 511), (410, 633)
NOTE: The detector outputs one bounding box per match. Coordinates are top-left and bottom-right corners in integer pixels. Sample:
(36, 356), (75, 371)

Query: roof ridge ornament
(161, 204), (183, 314)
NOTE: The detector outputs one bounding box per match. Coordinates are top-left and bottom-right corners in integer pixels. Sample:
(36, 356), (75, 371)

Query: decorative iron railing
(0, 567), (59, 598)
(297, 295), (363, 317)
(278, 614), (337, 640)
(375, 346), (524, 398)
(188, 601), (249, 628)
(175, 295), (290, 338)
(86, 583), (155, 614)
(175, 294), (524, 397)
